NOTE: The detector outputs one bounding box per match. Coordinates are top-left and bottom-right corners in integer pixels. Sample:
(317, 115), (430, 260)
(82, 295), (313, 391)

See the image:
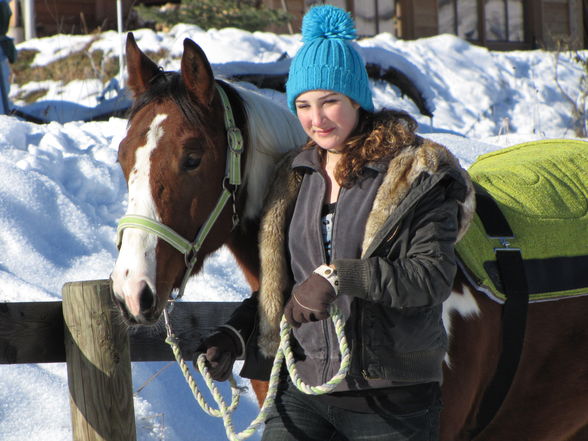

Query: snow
(1, 23), (585, 441)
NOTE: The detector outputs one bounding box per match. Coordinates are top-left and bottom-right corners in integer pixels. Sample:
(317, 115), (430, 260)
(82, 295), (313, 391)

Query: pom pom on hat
(286, 5), (374, 114)
(301, 5), (356, 41)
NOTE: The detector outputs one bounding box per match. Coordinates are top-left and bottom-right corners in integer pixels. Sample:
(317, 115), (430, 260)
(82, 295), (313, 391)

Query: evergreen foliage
(135, 0), (291, 32)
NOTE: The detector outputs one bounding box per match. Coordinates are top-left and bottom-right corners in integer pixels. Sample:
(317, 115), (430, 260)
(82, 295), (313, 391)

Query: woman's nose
(311, 107), (325, 126)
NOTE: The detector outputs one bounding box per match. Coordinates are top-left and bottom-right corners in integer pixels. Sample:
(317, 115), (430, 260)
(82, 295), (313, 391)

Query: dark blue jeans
(261, 378), (442, 441)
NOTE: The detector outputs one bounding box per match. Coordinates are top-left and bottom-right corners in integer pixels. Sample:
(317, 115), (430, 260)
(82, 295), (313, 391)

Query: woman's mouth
(314, 128), (334, 136)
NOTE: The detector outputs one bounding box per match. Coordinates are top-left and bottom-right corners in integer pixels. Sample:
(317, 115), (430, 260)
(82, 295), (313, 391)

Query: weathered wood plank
(0, 301), (65, 364)
(128, 301), (239, 361)
(0, 299), (240, 364)
(63, 280), (136, 441)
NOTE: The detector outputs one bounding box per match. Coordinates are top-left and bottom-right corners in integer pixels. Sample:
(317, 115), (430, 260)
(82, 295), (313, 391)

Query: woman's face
(295, 90), (360, 153)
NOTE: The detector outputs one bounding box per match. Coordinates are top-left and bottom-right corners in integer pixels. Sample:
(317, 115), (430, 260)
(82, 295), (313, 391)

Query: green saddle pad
(455, 139), (588, 302)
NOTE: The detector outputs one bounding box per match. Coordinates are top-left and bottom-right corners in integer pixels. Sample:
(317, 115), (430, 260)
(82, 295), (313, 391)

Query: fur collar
(256, 138), (475, 356)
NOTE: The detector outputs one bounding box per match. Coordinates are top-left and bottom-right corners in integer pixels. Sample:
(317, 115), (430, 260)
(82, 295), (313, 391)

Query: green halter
(116, 83), (244, 299)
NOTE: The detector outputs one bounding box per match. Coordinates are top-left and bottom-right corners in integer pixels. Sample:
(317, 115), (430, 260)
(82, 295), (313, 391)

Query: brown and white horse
(111, 34), (588, 440)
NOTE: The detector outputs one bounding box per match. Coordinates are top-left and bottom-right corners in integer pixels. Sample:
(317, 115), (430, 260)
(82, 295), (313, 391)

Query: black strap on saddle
(470, 183), (530, 436)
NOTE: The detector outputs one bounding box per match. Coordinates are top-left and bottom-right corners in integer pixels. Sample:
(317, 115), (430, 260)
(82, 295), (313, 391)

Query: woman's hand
(194, 329), (239, 381)
(284, 271), (337, 328)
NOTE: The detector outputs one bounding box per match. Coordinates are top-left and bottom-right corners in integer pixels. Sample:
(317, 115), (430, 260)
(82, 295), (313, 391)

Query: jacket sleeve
(333, 182), (459, 308)
(218, 291), (259, 360)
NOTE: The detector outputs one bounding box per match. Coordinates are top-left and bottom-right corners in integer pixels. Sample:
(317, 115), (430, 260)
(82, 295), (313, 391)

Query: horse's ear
(126, 32), (160, 98)
(180, 39), (216, 107)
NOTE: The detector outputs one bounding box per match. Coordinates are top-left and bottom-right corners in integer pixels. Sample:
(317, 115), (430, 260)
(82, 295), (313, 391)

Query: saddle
(456, 139), (588, 303)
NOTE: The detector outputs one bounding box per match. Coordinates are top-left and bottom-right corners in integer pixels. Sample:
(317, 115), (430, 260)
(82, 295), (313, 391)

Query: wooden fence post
(62, 280), (136, 441)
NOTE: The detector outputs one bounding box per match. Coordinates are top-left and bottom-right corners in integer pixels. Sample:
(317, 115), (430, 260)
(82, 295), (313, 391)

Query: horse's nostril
(139, 283), (155, 313)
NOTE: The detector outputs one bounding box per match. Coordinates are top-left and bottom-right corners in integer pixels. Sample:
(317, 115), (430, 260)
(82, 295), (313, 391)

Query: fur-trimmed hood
(256, 137), (475, 356)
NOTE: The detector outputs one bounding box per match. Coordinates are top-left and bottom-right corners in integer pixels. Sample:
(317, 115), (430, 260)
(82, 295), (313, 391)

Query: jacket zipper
(318, 175), (331, 384)
(322, 320), (330, 383)
(321, 185), (345, 384)
(384, 225), (400, 246)
(352, 300), (364, 378)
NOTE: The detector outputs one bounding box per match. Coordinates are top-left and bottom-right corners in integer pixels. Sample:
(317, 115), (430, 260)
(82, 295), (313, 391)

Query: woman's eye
(183, 154), (201, 171)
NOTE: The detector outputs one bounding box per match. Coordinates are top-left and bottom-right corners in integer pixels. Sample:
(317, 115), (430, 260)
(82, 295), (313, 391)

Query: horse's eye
(183, 153), (202, 171)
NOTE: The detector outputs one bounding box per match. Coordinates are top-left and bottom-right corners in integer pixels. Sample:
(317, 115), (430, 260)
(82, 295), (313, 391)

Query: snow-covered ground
(0, 24), (585, 441)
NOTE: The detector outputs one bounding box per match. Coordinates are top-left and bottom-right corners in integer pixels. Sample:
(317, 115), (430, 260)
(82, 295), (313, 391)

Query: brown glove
(284, 272), (337, 328)
(194, 328), (240, 381)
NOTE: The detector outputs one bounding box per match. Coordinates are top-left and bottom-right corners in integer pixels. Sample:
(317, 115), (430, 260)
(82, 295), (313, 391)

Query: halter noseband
(115, 83), (244, 299)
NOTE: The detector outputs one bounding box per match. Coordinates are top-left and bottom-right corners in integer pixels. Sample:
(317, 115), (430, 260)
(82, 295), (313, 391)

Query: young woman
(197, 5), (475, 440)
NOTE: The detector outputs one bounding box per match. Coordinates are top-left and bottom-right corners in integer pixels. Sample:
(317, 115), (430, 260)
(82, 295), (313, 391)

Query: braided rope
(165, 335), (241, 418)
(165, 304), (350, 441)
(281, 305), (351, 395)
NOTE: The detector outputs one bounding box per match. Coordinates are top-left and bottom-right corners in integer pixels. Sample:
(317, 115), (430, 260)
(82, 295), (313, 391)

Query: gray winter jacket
(226, 132), (475, 390)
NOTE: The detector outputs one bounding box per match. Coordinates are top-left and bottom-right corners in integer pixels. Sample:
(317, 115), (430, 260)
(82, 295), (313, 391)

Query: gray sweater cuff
(332, 258), (371, 299)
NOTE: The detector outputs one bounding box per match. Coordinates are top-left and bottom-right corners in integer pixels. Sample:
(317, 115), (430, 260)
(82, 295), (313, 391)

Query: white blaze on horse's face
(112, 113), (168, 321)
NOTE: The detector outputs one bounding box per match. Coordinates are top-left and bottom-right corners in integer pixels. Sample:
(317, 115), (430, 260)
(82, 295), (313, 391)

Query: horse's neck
(237, 86), (307, 221)
(227, 217), (262, 291)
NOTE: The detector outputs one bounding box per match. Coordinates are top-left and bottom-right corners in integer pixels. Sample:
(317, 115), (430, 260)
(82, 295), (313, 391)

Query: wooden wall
(262, 0), (305, 34)
(11, 0), (586, 49)
(401, 0), (584, 50)
(397, 0), (438, 39)
(541, 0), (573, 45)
(33, 0), (116, 35)
(14, 0), (166, 37)
(536, 0), (584, 48)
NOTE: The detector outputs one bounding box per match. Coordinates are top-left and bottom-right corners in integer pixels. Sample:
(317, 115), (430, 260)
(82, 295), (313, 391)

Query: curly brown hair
(304, 109), (419, 187)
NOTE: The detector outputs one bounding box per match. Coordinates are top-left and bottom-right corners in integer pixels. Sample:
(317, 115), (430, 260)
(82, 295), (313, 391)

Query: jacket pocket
(363, 303), (447, 354)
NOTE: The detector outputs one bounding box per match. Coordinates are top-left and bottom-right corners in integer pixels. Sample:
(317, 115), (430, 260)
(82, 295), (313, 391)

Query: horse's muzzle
(111, 279), (159, 325)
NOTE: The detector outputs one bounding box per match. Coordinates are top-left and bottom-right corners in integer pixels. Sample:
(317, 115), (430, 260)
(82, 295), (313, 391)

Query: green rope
(164, 304), (350, 440)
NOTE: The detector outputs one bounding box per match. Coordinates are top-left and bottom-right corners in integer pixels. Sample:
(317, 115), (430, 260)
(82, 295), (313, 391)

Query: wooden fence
(0, 279), (239, 441)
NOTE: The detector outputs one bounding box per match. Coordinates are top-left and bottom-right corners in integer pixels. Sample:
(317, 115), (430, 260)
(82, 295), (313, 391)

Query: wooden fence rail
(0, 279), (240, 441)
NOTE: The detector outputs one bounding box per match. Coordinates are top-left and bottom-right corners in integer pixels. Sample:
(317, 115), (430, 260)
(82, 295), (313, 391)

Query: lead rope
(164, 304), (350, 441)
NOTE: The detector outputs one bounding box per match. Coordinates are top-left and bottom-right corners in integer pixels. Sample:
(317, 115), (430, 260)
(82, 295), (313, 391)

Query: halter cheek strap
(116, 83), (244, 299)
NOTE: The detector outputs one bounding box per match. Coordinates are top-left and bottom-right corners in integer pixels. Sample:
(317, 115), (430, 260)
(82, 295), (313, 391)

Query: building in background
(8, 0), (586, 50)
(265, 0), (585, 50)
(8, 0), (172, 42)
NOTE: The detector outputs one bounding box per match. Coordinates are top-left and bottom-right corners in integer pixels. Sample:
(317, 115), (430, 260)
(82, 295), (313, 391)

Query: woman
(197, 5), (475, 440)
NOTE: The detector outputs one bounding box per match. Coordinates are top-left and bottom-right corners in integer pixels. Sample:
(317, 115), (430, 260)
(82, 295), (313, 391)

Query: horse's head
(111, 33), (240, 324)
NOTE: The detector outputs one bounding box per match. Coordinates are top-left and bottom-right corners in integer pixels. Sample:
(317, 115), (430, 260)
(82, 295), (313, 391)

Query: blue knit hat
(286, 5), (374, 114)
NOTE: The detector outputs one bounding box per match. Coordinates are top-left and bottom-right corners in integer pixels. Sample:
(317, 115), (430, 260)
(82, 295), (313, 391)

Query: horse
(110, 32), (307, 400)
(110, 34), (588, 440)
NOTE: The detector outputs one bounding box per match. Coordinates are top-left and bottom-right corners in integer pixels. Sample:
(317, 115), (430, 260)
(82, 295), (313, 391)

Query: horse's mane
(233, 84), (307, 220)
(128, 72), (307, 221)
